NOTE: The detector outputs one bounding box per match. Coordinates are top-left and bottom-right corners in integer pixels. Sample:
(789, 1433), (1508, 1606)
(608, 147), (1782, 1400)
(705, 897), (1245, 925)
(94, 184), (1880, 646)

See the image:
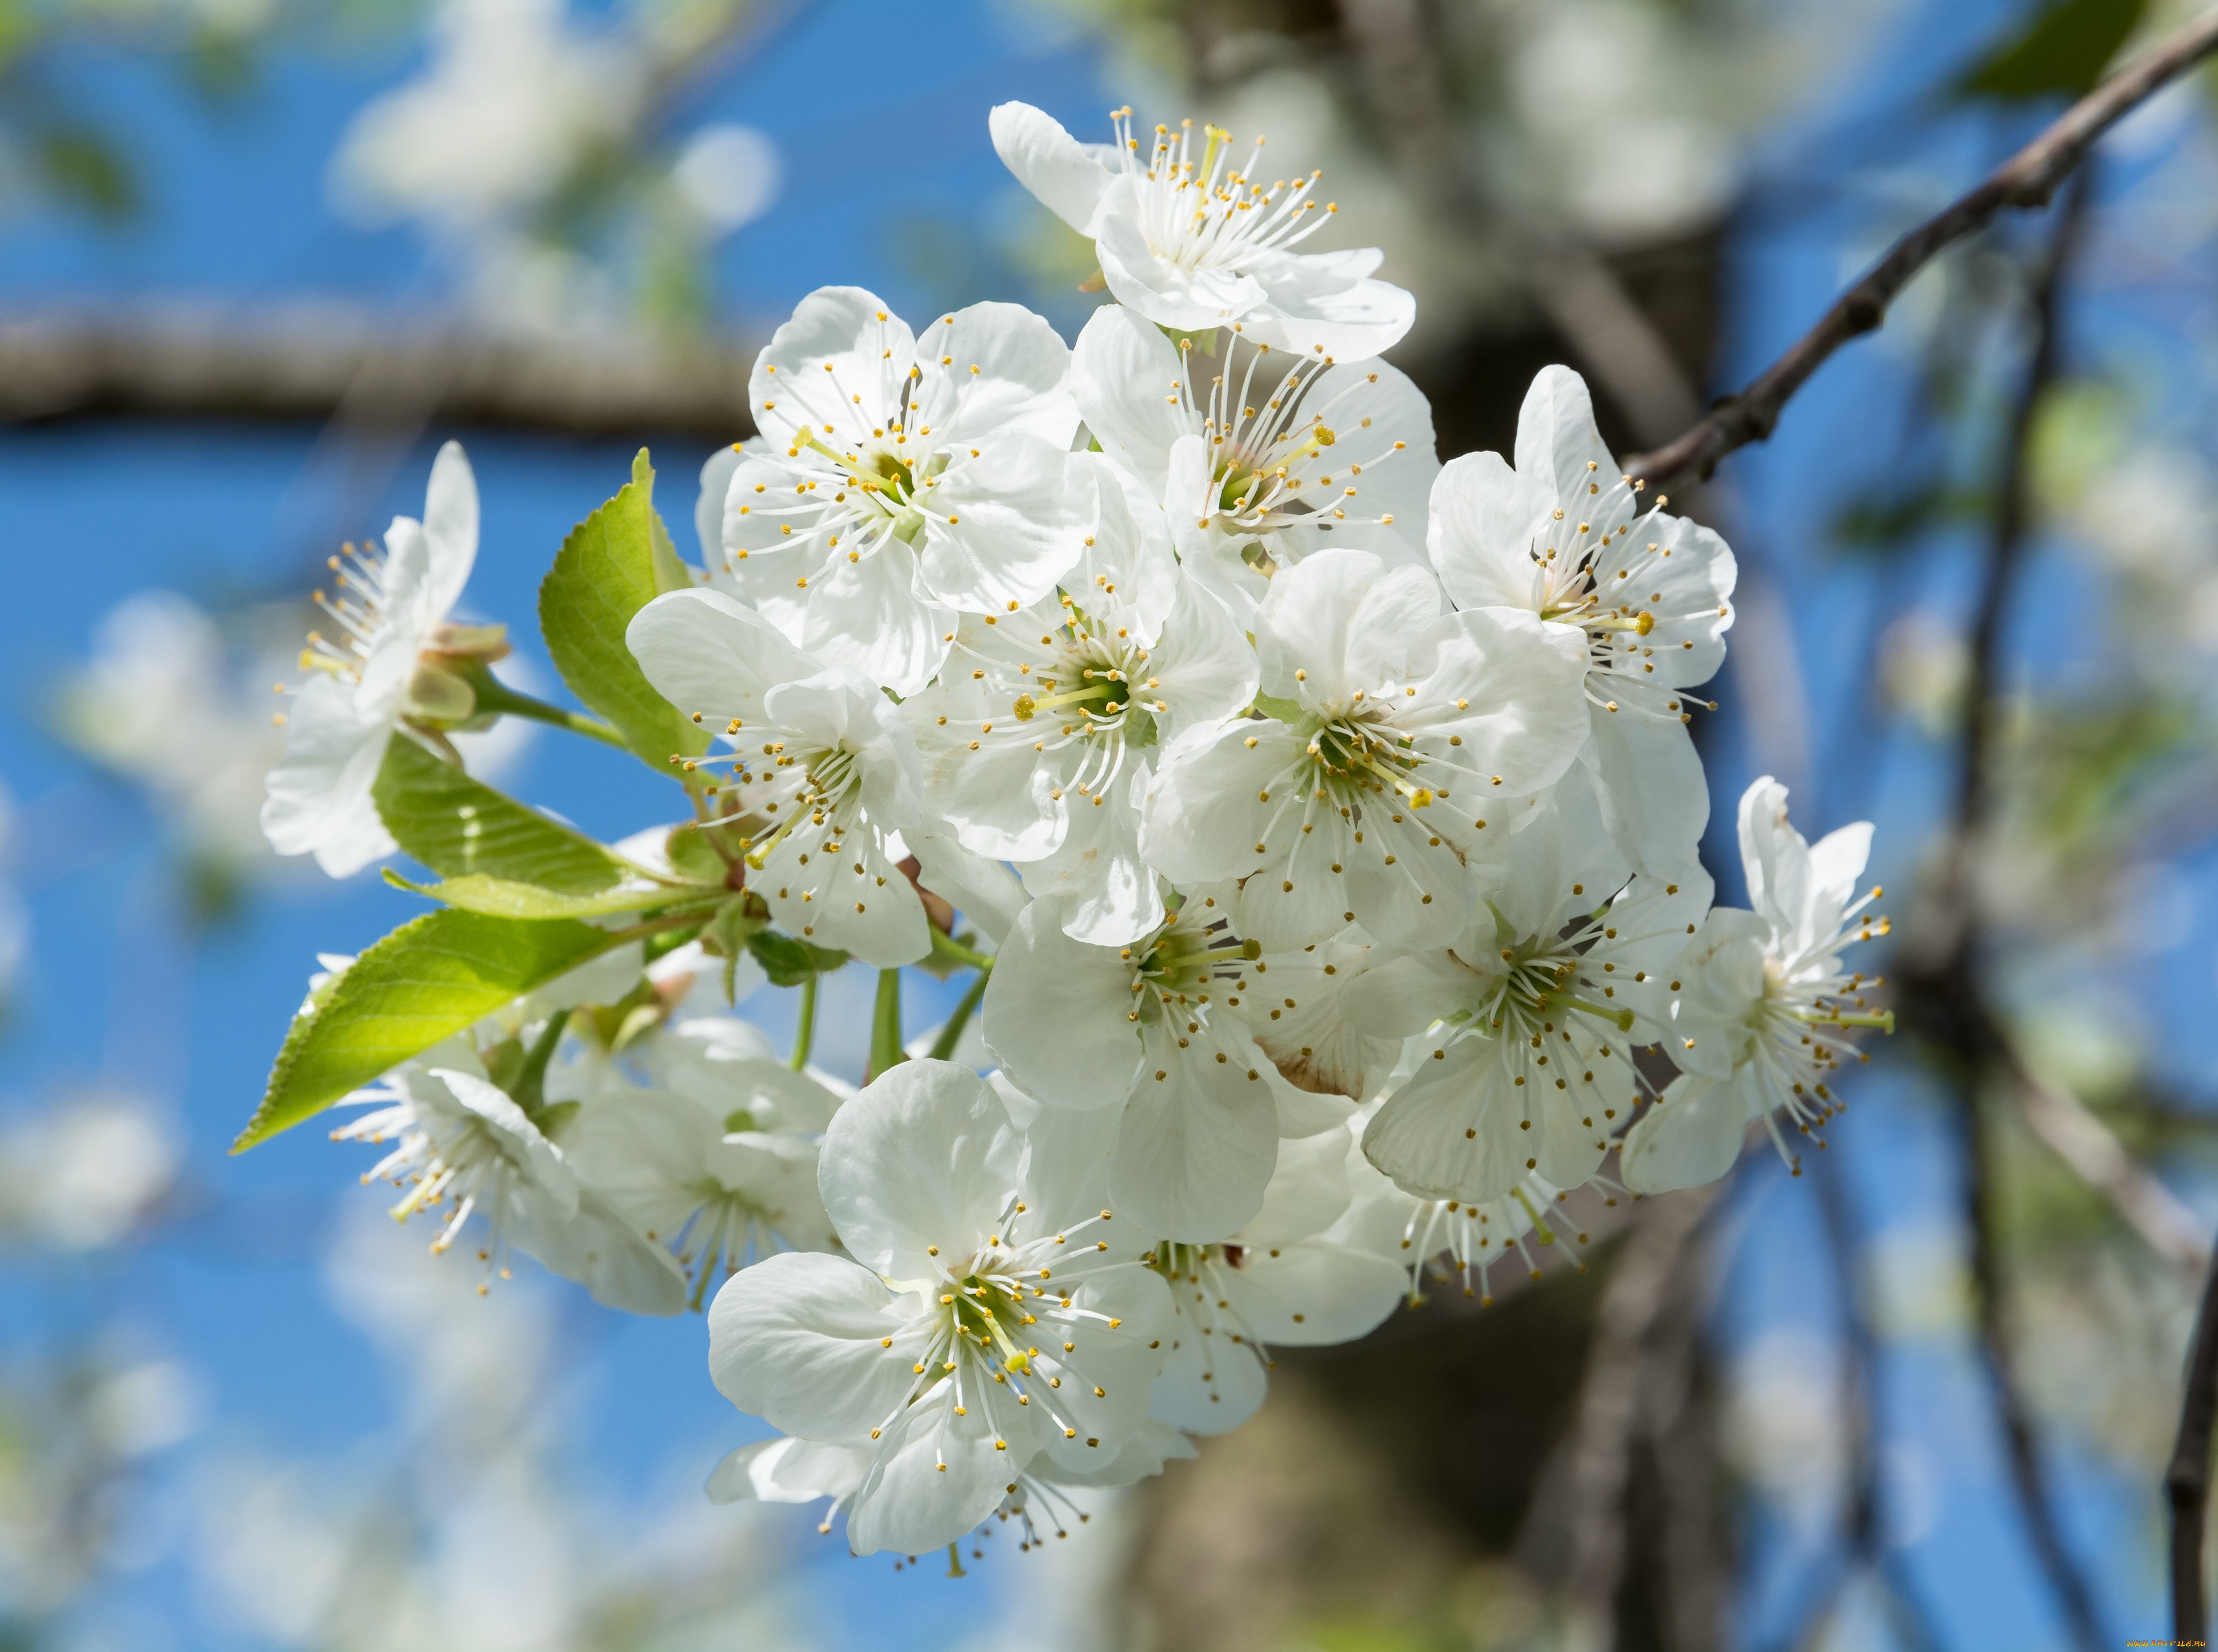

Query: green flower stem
(611, 909), (715, 944)
(869, 969), (906, 1080)
(466, 669), (629, 751)
(927, 969), (991, 1063)
(929, 929), (996, 973)
(512, 1008), (569, 1120)
(789, 973), (819, 1072)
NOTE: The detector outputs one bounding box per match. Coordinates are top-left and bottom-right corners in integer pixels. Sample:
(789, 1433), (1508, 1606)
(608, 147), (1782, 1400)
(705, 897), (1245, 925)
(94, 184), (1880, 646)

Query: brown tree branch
(1625, 5), (2218, 486)
(2168, 1243), (2218, 1640)
(0, 305), (759, 439)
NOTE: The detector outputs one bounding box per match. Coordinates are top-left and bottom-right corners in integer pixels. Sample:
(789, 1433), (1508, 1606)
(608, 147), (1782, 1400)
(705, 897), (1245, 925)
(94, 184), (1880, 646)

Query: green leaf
(746, 928), (849, 987)
(373, 735), (631, 894)
(1957, 0), (2145, 101)
(1252, 693), (1306, 725)
(236, 909), (622, 1151)
(382, 869), (702, 921)
(539, 449), (710, 774)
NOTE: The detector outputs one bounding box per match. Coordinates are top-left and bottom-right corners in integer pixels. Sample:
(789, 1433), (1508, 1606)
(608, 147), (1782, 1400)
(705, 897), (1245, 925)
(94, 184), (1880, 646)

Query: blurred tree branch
(2168, 1245), (2218, 1639)
(1626, 4), (2218, 488)
(2003, 1047), (2210, 1278)
(1795, 1152), (1950, 1652)
(1899, 169), (2107, 1652)
(1336, 0), (1702, 451)
(0, 306), (759, 439)
(1516, 1183), (1719, 1648)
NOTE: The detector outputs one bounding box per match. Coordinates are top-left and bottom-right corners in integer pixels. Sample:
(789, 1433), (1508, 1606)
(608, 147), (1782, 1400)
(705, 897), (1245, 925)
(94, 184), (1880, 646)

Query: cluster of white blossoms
(248, 100), (1891, 1567)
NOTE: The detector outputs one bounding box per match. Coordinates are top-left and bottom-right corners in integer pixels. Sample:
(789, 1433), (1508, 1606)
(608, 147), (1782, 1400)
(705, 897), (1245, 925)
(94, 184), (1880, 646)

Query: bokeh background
(2, 0), (2215, 1646)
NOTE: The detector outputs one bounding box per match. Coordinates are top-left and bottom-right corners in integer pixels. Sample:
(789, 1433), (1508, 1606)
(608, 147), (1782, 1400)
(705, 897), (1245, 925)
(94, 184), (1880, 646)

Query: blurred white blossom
(1878, 608), (1970, 735)
(59, 590), (289, 874)
(1721, 1327), (1847, 1539)
(674, 124), (782, 234)
(198, 1205), (809, 1651)
(0, 1091), (179, 1251)
(332, 0), (641, 234)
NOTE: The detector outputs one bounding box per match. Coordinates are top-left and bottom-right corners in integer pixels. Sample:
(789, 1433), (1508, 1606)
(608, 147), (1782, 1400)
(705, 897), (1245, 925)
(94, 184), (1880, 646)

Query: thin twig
(2167, 1241), (2218, 1639)
(1625, 5), (2218, 486)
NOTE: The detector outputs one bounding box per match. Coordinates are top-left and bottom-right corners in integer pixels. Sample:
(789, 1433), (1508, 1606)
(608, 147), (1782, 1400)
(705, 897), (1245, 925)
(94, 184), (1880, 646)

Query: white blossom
(1146, 1123), (1405, 1432)
(1141, 546), (1590, 953)
(910, 464), (1254, 944)
(330, 1044), (685, 1314)
(982, 896), (1350, 1243)
(1216, 917), (1401, 1103)
(627, 588), (932, 966)
(705, 1061), (1172, 1557)
(991, 103), (1414, 359)
(1348, 771), (1709, 1204)
(716, 286), (1085, 694)
(1427, 366), (1735, 869)
(1620, 778), (1890, 1193)
(1345, 1098), (1606, 1306)
(1070, 304), (1438, 619)
(564, 1023), (846, 1295)
(253, 83), (1914, 1569)
(262, 442), (486, 877)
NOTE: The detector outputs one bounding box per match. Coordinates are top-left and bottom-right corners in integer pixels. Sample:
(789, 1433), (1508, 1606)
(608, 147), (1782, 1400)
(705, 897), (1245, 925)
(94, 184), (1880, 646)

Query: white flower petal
(1619, 1067), (1766, 1194)
(260, 675), (397, 876)
(1238, 245), (1416, 359)
(844, 1377), (1021, 1556)
(816, 1060), (1022, 1279)
(982, 901), (1144, 1112)
(518, 1185), (690, 1315)
(1427, 450), (1556, 612)
(625, 587), (815, 724)
(1109, 1017), (1280, 1241)
(905, 817), (1029, 945)
(420, 439), (479, 620)
(1071, 305), (1190, 498)
(749, 285), (916, 453)
(912, 300), (1077, 447)
(707, 1250), (925, 1438)
(705, 1436), (872, 1506)
(989, 101), (1115, 235)
(696, 444), (745, 564)
(1216, 1235), (1404, 1347)
(1148, 1306), (1267, 1434)
(1017, 761), (1162, 947)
